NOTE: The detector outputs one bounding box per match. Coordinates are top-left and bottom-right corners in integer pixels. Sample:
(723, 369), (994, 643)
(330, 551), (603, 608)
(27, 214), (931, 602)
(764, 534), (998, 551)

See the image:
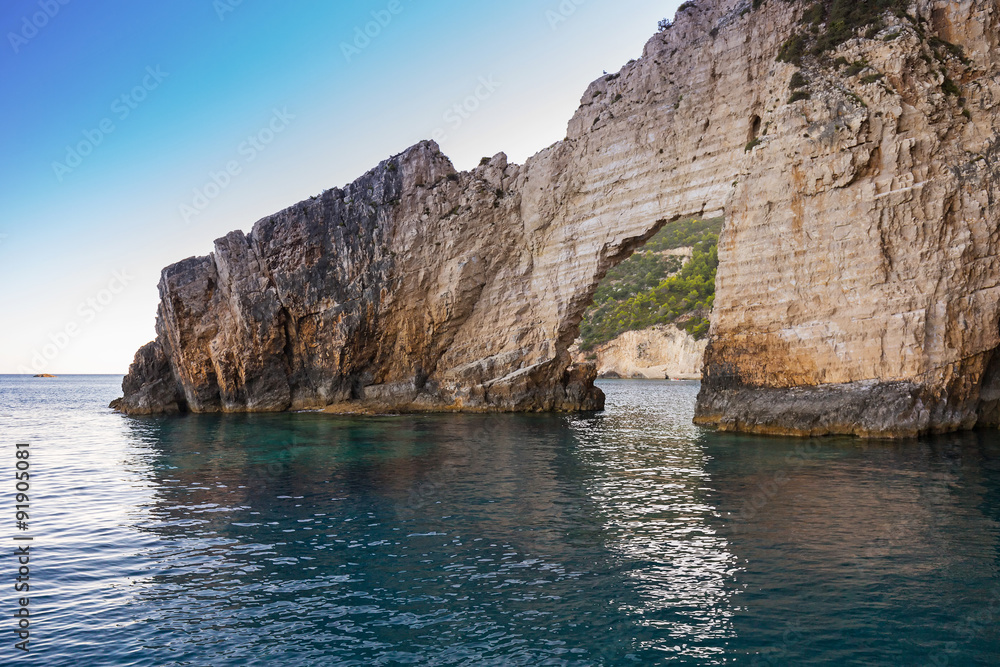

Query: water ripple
(1, 376), (998, 665)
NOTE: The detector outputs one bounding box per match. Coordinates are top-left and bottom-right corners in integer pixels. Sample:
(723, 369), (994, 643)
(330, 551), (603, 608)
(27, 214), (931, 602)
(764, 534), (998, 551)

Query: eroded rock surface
(574, 326), (707, 380)
(116, 0), (1000, 435)
(114, 146), (609, 414)
(695, 0), (1000, 436)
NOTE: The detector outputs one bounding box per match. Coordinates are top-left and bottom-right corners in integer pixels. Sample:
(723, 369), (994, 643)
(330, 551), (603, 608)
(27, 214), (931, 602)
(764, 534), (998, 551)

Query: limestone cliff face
(576, 326), (707, 379)
(695, 0), (1000, 437)
(113, 146), (605, 414)
(115, 0), (1000, 436)
(114, 0), (750, 416)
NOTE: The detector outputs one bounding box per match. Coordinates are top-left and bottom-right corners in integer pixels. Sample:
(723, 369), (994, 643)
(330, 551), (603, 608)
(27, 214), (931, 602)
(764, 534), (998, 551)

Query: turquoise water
(0, 375), (998, 665)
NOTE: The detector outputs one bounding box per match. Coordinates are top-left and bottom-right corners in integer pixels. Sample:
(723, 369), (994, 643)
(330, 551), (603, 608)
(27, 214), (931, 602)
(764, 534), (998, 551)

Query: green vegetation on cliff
(773, 0), (969, 68)
(774, 0), (911, 64)
(579, 218), (721, 350)
(771, 0), (970, 105)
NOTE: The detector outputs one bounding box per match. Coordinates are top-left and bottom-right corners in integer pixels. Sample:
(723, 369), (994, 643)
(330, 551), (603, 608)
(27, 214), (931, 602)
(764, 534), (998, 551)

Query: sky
(0, 0), (683, 374)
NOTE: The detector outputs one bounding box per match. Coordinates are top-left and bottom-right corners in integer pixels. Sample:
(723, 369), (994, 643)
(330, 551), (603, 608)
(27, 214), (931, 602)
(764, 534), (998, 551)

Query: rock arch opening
(571, 216), (723, 381)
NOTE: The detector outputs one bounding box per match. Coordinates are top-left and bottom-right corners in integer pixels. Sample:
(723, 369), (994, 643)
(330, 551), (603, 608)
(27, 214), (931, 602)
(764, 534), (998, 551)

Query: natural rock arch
(115, 0), (1000, 438)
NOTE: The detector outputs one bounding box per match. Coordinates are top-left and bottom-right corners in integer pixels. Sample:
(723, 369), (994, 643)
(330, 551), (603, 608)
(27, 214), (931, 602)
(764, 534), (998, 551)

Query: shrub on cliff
(774, 0), (911, 62)
(579, 218), (722, 349)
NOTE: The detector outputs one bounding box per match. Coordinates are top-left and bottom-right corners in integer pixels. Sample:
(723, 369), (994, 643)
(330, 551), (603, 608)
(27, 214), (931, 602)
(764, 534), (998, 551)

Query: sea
(0, 374), (997, 665)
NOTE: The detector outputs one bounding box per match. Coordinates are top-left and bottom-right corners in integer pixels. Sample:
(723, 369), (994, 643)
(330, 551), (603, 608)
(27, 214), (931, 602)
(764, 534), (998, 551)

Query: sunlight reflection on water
(1, 376), (998, 665)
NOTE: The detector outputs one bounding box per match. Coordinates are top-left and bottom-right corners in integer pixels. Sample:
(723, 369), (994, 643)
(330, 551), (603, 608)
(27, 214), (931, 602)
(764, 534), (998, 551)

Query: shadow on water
(699, 427), (1000, 665)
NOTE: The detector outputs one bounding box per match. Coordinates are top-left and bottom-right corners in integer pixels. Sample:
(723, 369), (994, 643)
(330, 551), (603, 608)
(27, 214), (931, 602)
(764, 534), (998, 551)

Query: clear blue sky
(0, 0), (682, 374)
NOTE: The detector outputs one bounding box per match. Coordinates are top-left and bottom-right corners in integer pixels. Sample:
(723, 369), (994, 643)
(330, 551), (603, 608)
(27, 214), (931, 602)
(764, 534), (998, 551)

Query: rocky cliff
(113, 145), (607, 414)
(115, 0), (1000, 437)
(576, 325), (707, 380)
(695, 0), (1000, 437)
